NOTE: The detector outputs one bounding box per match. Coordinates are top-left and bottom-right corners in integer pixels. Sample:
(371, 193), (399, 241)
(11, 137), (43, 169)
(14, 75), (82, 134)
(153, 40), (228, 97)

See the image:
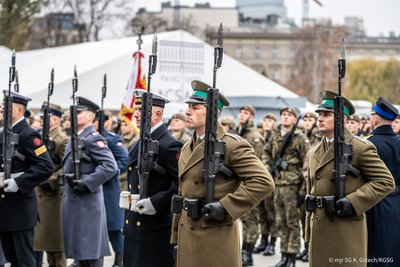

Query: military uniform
(102, 129), (128, 266)
(120, 131), (138, 190)
(123, 90), (182, 267)
(0, 91), (54, 266)
(262, 109), (307, 263)
(0, 242), (5, 265)
(306, 91), (395, 267)
(365, 98), (400, 267)
(172, 129), (191, 144)
(61, 97), (118, 265)
(171, 81), (274, 267)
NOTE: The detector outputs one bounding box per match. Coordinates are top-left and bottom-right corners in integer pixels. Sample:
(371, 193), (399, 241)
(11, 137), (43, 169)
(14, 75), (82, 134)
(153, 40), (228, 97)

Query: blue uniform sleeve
(107, 134), (128, 177)
(83, 135), (118, 192)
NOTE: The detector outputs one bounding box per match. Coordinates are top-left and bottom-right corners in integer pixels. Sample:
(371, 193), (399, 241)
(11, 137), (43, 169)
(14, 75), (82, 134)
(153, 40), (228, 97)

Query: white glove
(135, 198), (157, 215)
(4, 178), (19, 193)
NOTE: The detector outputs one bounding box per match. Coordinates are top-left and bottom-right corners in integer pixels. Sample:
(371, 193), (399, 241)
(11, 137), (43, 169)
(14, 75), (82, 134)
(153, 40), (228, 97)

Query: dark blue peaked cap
(76, 96), (100, 114)
(94, 111), (109, 121)
(371, 97), (400, 120)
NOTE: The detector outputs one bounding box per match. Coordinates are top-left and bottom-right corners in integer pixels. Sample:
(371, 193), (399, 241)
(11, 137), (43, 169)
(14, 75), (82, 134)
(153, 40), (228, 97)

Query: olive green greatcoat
(34, 126), (69, 251)
(171, 122), (275, 267)
(306, 128), (395, 267)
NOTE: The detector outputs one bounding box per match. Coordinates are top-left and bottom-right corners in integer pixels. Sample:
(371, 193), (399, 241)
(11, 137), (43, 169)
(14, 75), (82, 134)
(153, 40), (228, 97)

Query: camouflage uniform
(262, 124), (307, 254)
(119, 131), (139, 190)
(171, 129), (191, 144)
(234, 122), (265, 245)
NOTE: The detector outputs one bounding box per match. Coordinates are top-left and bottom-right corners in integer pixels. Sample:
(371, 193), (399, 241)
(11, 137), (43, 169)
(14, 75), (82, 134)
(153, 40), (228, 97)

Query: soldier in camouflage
(262, 106), (307, 267)
(359, 115), (371, 136)
(169, 113), (191, 144)
(347, 114), (361, 136)
(220, 115), (236, 133)
(254, 112), (278, 256)
(233, 105), (265, 266)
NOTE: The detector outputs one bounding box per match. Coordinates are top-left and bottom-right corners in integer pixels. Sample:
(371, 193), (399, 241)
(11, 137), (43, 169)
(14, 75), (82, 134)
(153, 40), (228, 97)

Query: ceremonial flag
(120, 51), (147, 133)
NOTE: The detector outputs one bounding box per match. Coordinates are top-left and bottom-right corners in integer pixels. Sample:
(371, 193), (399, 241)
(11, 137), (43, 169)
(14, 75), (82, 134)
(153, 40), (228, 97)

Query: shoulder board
(224, 132), (241, 142)
(364, 134), (373, 140)
(108, 132), (116, 136)
(354, 135), (369, 144)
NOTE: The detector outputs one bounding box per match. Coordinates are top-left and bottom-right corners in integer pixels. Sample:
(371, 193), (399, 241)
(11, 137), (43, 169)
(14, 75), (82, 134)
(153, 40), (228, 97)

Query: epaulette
(364, 134), (373, 140)
(224, 132), (241, 142)
(354, 135), (369, 144)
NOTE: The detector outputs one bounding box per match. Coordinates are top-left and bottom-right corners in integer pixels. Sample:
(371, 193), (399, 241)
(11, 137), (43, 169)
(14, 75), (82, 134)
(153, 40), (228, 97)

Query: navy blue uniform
(366, 125), (400, 266)
(123, 124), (182, 267)
(102, 129), (128, 255)
(62, 125), (117, 261)
(0, 119), (54, 266)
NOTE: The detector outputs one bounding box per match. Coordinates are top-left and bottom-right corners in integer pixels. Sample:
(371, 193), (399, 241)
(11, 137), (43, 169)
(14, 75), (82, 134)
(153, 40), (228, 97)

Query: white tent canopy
(0, 30), (303, 119)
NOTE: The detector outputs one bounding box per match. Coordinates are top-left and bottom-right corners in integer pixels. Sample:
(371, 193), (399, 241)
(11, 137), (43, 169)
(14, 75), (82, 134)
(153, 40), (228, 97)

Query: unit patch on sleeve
(34, 138), (42, 146)
(97, 141), (105, 148)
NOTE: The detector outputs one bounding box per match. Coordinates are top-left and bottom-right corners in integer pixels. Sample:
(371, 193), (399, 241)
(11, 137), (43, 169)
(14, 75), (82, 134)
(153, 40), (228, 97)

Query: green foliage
(0, 0), (46, 50)
(347, 58), (400, 104)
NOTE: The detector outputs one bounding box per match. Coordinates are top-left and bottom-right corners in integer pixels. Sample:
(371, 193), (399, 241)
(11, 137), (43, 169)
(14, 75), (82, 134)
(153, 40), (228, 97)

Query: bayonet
(340, 37), (345, 60)
(217, 23), (223, 48)
(213, 24), (223, 88)
(98, 73), (107, 140)
(152, 33), (158, 56)
(14, 70), (19, 92)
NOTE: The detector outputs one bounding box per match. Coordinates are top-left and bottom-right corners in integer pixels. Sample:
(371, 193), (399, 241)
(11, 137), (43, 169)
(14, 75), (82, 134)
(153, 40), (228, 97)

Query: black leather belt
(305, 195), (336, 214)
(171, 195), (206, 219)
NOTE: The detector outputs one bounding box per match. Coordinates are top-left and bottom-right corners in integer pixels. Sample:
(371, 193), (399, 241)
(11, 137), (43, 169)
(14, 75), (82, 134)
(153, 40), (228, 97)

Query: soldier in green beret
(306, 90), (394, 267)
(262, 106), (307, 267)
(169, 113), (191, 144)
(171, 80), (274, 267)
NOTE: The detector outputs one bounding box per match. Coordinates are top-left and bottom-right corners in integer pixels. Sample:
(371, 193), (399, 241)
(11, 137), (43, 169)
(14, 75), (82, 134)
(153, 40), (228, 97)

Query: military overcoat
(123, 123), (182, 267)
(61, 125), (117, 260)
(34, 126), (69, 251)
(0, 240), (5, 265)
(306, 128), (395, 267)
(0, 119), (54, 232)
(171, 122), (275, 267)
(365, 125), (400, 267)
(103, 129), (128, 231)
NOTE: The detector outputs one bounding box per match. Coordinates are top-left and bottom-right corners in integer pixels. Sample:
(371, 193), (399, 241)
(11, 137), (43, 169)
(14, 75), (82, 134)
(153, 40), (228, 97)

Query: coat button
(1, 164), (3, 168)
(137, 221), (141, 226)
(316, 215), (319, 220)
(129, 167), (132, 171)
(129, 184), (131, 189)
(194, 180), (198, 185)
(38, 193), (41, 196)
(181, 177), (185, 182)
(330, 177), (334, 182)
(180, 223), (183, 227)
(138, 185), (140, 189)
(126, 220), (129, 224)
(1, 194), (4, 198)
(317, 176), (321, 180)
(190, 226), (195, 230)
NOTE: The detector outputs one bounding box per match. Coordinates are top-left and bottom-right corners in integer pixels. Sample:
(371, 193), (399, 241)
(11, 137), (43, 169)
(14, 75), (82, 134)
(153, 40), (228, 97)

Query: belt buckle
(182, 199), (188, 211)
(316, 196), (323, 208)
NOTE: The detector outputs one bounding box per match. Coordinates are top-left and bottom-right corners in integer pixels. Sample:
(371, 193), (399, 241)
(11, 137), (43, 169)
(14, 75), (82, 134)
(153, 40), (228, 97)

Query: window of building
(237, 47), (243, 58)
(254, 68), (261, 73)
(272, 68), (278, 81)
(272, 47), (278, 58)
(290, 69), (296, 80)
(254, 47), (261, 58)
(290, 47), (295, 58)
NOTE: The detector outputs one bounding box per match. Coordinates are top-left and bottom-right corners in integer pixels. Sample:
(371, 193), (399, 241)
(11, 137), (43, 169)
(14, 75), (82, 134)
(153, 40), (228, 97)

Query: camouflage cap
(185, 80), (230, 110)
(256, 121), (263, 128)
(280, 106), (297, 117)
(240, 105), (256, 116)
(220, 116), (236, 126)
(348, 114), (360, 122)
(171, 113), (186, 122)
(303, 112), (317, 120)
(315, 90), (355, 116)
(264, 113), (277, 121)
(63, 109), (70, 118)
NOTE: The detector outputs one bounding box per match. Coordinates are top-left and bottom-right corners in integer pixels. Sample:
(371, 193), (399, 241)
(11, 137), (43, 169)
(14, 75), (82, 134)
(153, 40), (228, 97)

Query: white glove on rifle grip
(135, 198), (157, 215)
(4, 178), (19, 193)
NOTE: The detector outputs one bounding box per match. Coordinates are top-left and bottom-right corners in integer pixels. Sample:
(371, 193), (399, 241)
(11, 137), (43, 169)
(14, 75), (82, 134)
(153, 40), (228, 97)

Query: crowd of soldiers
(0, 77), (399, 267)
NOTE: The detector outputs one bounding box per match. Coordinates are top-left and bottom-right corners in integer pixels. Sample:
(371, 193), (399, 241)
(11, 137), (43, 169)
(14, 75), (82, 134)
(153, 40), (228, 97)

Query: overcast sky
(131, 0), (400, 37)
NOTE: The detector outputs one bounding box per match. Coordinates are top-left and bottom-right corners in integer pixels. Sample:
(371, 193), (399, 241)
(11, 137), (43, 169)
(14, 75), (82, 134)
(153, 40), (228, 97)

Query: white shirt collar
(198, 134), (205, 140)
(325, 137), (334, 143)
(150, 121), (163, 134)
(12, 116), (25, 128)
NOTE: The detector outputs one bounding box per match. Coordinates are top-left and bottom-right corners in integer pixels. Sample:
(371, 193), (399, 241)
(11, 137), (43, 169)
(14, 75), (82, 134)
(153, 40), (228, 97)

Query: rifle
(333, 38), (360, 200)
(137, 33), (166, 200)
(98, 74), (107, 140)
(60, 65), (91, 186)
(269, 116), (301, 179)
(42, 69), (60, 164)
(306, 121), (317, 138)
(357, 121), (366, 136)
(203, 23), (233, 206)
(1, 50), (25, 187)
(14, 70), (19, 93)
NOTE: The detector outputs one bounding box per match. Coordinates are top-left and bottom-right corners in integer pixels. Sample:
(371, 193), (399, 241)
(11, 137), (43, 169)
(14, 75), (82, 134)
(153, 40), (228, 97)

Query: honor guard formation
(0, 25), (399, 267)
